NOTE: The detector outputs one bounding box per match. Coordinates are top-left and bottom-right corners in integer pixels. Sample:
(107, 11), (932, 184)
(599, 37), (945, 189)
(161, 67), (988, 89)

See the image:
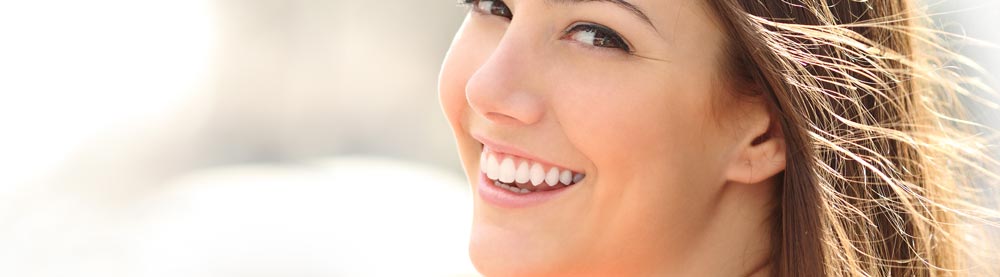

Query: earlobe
(724, 120), (787, 185)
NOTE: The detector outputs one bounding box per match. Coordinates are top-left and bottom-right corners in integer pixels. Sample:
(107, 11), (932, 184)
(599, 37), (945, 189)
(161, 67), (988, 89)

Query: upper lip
(471, 133), (583, 173)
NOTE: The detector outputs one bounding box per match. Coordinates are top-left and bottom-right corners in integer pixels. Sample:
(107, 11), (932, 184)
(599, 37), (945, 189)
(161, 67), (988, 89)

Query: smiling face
(439, 0), (784, 275)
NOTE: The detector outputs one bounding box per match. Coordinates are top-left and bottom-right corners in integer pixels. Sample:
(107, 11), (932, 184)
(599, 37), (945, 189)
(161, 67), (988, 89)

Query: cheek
(439, 17), (508, 180)
(554, 66), (729, 261)
(558, 65), (725, 214)
(438, 17), (496, 136)
(438, 41), (472, 132)
(562, 69), (715, 181)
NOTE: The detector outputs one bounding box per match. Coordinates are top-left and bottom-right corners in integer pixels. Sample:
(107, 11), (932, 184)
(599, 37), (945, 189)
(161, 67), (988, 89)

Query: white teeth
(486, 154), (499, 180)
(483, 150), (584, 188)
(515, 162), (530, 184)
(545, 168), (560, 187)
(479, 151), (486, 173)
(499, 157), (515, 183)
(530, 163), (545, 186)
(559, 170), (572, 185)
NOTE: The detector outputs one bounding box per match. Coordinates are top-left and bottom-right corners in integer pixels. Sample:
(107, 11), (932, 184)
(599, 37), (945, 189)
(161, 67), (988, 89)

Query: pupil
(597, 36), (612, 47)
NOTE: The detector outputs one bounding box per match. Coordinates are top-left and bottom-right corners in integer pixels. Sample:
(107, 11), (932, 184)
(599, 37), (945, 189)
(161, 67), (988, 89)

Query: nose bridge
(465, 20), (546, 126)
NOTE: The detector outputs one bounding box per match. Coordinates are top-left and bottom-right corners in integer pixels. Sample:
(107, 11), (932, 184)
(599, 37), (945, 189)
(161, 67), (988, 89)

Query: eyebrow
(545, 0), (657, 31)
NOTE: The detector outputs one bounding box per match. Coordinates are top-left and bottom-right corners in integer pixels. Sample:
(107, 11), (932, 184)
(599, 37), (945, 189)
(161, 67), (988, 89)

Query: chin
(467, 217), (572, 277)
(469, 239), (553, 277)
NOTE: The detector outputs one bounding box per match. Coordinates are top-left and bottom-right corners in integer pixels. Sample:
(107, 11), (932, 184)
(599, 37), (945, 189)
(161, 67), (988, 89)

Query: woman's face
(439, 0), (756, 275)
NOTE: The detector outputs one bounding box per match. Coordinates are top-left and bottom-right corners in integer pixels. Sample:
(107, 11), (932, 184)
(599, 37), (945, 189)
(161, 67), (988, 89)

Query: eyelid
(562, 22), (635, 54)
(462, 0), (513, 20)
(458, 0), (485, 14)
(457, 2), (636, 55)
(459, 0), (484, 14)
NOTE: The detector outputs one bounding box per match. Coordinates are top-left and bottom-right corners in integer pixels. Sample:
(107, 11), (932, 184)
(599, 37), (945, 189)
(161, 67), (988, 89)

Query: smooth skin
(438, 0), (786, 275)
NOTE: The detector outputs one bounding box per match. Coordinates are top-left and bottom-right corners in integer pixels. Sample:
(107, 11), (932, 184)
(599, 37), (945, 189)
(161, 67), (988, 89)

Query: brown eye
(472, 0), (512, 20)
(563, 24), (631, 53)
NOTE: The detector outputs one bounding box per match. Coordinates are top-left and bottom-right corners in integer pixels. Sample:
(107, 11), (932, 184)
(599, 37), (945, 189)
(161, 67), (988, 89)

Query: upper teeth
(480, 148), (584, 187)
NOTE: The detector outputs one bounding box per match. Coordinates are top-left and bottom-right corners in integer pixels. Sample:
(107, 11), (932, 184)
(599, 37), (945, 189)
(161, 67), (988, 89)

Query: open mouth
(480, 147), (586, 194)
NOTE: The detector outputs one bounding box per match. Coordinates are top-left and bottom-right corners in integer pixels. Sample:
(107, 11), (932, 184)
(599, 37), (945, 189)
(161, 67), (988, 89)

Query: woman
(438, 0), (999, 275)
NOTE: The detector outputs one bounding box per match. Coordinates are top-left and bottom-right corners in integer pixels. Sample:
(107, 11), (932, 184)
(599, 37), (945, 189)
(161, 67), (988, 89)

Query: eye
(562, 23), (632, 53)
(460, 0), (512, 20)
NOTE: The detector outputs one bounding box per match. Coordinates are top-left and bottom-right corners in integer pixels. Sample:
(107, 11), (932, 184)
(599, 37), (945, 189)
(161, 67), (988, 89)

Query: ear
(724, 108), (786, 185)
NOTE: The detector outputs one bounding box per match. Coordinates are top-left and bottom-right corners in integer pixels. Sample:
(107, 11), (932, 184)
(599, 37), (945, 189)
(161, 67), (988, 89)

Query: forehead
(627, 0), (726, 49)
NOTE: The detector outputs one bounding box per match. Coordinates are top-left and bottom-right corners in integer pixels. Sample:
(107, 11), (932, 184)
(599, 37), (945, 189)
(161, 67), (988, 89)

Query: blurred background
(0, 0), (997, 276)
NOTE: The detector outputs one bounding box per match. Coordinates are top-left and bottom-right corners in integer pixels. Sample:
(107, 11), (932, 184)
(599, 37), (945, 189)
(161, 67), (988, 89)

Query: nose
(465, 25), (545, 126)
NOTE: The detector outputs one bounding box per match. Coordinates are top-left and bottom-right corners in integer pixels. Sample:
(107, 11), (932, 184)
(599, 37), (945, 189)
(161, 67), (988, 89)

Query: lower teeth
(494, 180), (531, 194)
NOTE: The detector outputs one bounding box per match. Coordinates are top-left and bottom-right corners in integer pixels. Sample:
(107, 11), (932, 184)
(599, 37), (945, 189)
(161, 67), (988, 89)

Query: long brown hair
(707, 0), (1000, 276)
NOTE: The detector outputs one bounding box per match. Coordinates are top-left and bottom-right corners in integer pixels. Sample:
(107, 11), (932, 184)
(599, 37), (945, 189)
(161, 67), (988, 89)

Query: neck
(666, 179), (775, 277)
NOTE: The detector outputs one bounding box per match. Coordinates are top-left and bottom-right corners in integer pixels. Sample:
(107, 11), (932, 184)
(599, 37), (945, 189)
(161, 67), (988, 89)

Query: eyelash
(561, 23), (632, 54)
(458, 0), (634, 54)
(459, 0), (512, 19)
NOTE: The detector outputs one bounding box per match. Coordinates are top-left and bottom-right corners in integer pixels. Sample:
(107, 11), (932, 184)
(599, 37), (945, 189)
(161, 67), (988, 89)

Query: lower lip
(476, 173), (575, 209)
